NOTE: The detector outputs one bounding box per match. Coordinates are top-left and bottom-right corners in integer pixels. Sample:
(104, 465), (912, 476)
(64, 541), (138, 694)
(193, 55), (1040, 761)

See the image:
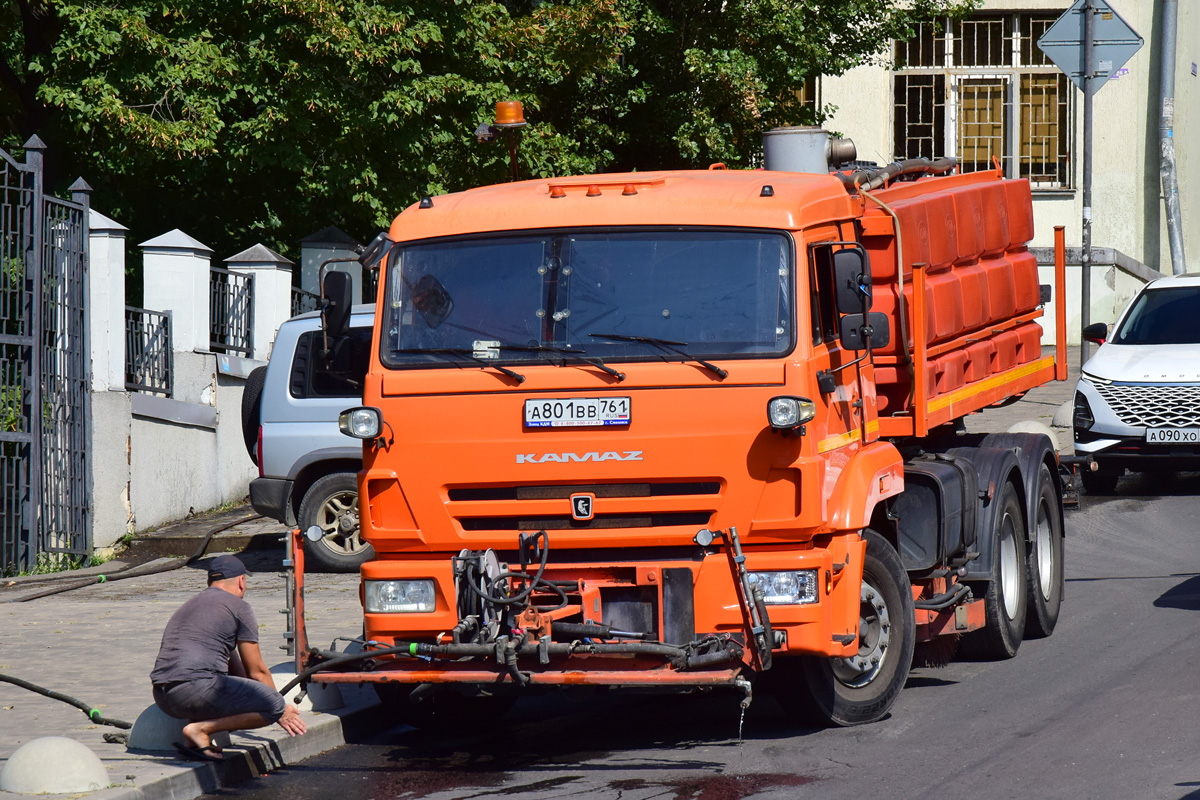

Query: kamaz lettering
(516, 451), (644, 464)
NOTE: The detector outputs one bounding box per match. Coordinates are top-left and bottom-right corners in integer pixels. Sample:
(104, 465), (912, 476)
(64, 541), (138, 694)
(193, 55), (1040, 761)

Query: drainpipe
(1159, 0), (1186, 275)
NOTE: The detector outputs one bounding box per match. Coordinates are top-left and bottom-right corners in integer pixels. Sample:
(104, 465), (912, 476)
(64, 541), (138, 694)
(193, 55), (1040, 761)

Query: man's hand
(278, 704), (307, 736)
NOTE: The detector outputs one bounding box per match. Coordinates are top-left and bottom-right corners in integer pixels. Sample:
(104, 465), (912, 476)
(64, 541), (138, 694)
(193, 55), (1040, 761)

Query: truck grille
(449, 482), (720, 533)
(1095, 382), (1200, 427)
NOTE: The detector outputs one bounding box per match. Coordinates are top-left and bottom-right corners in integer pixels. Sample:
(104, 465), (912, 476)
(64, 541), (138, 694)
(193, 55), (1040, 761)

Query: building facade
(820, 0), (1197, 272)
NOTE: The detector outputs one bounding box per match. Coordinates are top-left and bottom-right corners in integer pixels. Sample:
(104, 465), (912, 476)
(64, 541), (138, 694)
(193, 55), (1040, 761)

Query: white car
(1073, 273), (1200, 493)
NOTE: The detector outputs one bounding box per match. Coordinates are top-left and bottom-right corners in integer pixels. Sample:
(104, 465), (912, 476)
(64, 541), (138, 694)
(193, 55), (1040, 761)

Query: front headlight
(339, 406), (382, 439)
(364, 579), (436, 613)
(1080, 371), (1111, 386)
(767, 396), (816, 431)
(1073, 391), (1094, 431)
(748, 570), (819, 604)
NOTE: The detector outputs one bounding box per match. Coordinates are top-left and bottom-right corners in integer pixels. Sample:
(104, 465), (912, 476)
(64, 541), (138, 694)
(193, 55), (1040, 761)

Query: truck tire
(1025, 462), (1064, 638)
(298, 472), (374, 572)
(797, 529), (915, 726)
(240, 366), (267, 464)
(963, 481), (1028, 658)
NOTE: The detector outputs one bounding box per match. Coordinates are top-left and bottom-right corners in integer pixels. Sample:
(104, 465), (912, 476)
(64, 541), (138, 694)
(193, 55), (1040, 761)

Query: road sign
(1037, 0), (1143, 95)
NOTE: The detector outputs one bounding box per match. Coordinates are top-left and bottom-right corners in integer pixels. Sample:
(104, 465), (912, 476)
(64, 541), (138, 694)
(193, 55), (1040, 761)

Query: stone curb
(32, 696), (384, 800)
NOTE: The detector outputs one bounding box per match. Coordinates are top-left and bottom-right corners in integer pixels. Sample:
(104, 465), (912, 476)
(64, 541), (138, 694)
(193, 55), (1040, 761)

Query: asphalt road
(202, 472), (1200, 800)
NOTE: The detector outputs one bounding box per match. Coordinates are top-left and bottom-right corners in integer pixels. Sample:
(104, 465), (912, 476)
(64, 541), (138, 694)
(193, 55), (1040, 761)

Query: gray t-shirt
(150, 586), (259, 684)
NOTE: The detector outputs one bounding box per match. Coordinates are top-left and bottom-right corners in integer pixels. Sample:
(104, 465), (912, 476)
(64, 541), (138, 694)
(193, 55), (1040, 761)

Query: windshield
(1112, 286), (1200, 345)
(380, 229), (793, 367)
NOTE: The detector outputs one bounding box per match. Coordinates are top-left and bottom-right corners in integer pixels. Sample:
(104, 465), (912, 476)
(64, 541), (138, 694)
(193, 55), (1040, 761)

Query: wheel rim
(830, 581), (891, 688)
(1034, 497), (1054, 599)
(314, 490), (363, 556)
(998, 510), (1020, 619)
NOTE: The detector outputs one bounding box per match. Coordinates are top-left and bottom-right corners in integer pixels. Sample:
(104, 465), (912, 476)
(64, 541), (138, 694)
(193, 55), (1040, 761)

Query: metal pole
(1158, 0), (1186, 275)
(1080, 0), (1094, 368)
(24, 135), (45, 568)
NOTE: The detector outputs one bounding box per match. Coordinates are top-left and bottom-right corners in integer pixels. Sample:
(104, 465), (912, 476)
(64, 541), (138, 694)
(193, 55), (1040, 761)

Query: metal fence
(125, 307), (173, 396)
(210, 266), (253, 355)
(0, 137), (91, 574)
(291, 286), (320, 317)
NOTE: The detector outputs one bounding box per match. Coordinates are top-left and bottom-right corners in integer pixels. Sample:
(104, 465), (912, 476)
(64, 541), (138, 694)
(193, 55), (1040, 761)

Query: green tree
(1, 0), (966, 256)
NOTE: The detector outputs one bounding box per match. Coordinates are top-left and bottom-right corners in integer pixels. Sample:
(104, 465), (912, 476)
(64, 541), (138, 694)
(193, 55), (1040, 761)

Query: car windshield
(380, 229), (793, 367)
(1112, 285), (1200, 345)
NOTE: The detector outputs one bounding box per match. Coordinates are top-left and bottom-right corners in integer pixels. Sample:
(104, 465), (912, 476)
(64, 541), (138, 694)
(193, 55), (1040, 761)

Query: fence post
(24, 135), (45, 563)
(140, 229), (212, 353)
(86, 209), (127, 392)
(226, 243), (295, 361)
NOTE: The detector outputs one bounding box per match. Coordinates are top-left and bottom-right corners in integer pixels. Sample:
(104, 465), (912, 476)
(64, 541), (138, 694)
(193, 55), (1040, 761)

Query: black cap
(207, 555), (250, 581)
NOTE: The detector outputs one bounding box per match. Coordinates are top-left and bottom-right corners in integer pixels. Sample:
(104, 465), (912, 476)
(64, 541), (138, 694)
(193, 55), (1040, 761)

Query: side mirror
(1082, 321), (1108, 345)
(840, 312), (890, 351)
(322, 270), (353, 339)
(833, 248), (871, 313)
(359, 232), (394, 270)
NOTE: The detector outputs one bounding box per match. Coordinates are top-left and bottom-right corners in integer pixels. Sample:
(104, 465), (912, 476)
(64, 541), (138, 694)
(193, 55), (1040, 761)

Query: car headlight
(1073, 391), (1094, 431)
(339, 406), (382, 439)
(767, 396), (816, 432)
(748, 570), (818, 604)
(1079, 371), (1111, 386)
(364, 579), (436, 613)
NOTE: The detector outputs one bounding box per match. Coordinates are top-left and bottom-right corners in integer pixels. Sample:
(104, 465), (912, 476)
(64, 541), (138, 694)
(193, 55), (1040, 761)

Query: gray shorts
(153, 675), (285, 724)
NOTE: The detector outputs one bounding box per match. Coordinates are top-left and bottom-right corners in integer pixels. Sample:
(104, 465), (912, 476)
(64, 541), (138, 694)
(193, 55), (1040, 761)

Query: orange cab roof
(387, 169), (859, 242)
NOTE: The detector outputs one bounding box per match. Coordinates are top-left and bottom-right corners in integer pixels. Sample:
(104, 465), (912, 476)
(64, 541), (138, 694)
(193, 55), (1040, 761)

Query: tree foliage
(1, 0), (966, 255)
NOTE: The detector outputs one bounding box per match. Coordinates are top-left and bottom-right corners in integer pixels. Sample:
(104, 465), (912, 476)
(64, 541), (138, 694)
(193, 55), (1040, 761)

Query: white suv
(1073, 274), (1200, 493)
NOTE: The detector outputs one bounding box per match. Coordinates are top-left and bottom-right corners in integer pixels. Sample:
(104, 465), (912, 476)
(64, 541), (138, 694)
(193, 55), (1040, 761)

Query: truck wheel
(798, 529), (915, 726)
(240, 366), (267, 464)
(1025, 463), (1064, 638)
(963, 481), (1028, 658)
(298, 472), (374, 572)
(375, 683), (516, 731)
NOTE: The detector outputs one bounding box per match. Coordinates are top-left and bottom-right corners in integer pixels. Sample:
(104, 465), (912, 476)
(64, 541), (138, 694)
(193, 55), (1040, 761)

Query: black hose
(838, 157), (959, 192)
(0, 672), (133, 729)
(913, 581), (971, 610)
(11, 513), (263, 603)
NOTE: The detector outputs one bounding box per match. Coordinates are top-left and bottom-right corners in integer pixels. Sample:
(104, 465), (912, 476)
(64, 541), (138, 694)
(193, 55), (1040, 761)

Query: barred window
(893, 14), (1073, 190)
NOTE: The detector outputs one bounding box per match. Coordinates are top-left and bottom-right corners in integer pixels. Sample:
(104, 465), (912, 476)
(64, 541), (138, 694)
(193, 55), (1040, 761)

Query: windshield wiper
(587, 333), (728, 380)
(495, 343), (626, 382)
(395, 348), (525, 383)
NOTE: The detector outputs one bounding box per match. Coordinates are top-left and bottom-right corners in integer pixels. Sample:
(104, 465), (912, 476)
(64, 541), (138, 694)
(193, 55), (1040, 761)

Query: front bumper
(1074, 379), (1200, 470)
(289, 529), (867, 690)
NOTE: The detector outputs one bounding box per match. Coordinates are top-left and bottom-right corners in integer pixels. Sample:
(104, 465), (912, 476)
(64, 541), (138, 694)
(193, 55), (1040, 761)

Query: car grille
(448, 482), (721, 533)
(1094, 382), (1200, 427)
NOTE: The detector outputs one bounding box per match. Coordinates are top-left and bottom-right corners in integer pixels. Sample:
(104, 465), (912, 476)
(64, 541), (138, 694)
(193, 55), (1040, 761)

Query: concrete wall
(820, 0), (1197, 271)
(86, 226), (289, 550)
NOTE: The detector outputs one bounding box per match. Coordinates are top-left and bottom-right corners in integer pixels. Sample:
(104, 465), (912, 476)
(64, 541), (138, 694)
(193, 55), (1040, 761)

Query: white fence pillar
(87, 210), (128, 391)
(140, 229), (213, 353)
(225, 243), (295, 361)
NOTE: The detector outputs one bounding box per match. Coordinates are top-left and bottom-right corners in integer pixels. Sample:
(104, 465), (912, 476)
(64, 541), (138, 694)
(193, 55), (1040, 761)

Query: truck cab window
(809, 245), (840, 345)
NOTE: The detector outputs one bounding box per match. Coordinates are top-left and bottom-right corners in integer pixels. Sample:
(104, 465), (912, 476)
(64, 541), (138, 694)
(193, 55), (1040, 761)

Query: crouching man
(150, 555), (306, 761)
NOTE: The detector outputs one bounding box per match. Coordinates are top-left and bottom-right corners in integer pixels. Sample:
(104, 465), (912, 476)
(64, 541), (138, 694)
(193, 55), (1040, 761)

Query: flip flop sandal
(173, 742), (224, 762)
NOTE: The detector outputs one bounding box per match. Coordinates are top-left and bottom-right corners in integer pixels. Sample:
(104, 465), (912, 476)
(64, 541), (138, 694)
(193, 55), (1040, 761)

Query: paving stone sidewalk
(0, 513), (375, 800)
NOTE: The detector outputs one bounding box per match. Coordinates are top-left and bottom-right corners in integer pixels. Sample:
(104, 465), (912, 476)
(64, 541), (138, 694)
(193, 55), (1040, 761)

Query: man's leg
(160, 675), (287, 752)
(181, 712), (272, 751)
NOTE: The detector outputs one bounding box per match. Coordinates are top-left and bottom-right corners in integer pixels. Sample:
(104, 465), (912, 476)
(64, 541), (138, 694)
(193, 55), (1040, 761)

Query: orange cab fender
(825, 441), (904, 532)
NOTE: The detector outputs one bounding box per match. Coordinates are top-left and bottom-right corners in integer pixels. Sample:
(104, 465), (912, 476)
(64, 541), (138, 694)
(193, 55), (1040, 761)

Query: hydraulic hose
(0, 672), (132, 729)
(11, 513), (263, 603)
(277, 637), (721, 696)
(913, 581), (971, 611)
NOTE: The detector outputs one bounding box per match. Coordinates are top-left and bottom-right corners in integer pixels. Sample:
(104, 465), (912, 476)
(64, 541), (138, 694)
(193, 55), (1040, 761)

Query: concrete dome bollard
(270, 663), (343, 712)
(0, 736), (108, 794)
(126, 704), (231, 752)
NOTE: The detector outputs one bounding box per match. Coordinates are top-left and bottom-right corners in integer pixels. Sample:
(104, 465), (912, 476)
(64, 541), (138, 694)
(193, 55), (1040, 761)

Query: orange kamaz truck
(286, 127), (1070, 728)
